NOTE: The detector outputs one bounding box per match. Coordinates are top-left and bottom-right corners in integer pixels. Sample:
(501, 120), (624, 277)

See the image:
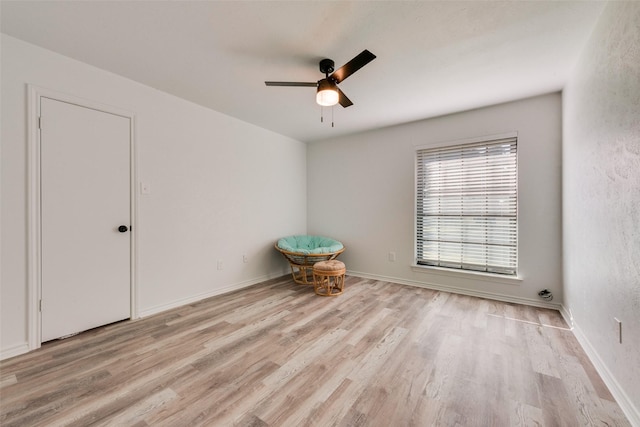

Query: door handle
(118, 225), (128, 233)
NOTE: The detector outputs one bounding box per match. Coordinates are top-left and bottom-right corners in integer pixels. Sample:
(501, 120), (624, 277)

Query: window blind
(416, 136), (517, 275)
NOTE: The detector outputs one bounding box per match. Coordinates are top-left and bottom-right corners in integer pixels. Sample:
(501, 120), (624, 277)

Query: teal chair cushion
(277, 235), (343, 255)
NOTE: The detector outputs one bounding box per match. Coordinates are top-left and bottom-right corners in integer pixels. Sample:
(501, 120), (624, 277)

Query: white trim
(414, 131), (518, 151)
(26, 86), (42, 351)
(0, 342), (30, 361)
(347, 270), (561, 311)
(129, 104), (139, 320)
(411, 264), (523, 285)
(558, 303), (574, 329)
(138, 272), (287, 318)
(27, 85), (138, 350)
(568, 313), (640, 426)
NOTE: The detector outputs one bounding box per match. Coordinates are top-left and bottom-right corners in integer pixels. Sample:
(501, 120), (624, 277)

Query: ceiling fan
(265, 49), (376, 108)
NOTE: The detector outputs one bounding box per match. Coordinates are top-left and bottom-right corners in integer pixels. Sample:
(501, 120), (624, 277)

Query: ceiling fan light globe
(316, 89), (339, 106)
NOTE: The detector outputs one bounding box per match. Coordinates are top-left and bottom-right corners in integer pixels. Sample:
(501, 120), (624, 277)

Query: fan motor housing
(319, 59), (335, 75)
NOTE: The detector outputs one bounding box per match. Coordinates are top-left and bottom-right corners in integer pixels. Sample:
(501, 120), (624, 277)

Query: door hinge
(38, 117), (42, 129)
(39, 299), (43, 312)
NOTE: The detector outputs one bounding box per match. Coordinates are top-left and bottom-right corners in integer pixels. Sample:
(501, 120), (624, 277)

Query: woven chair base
(289, 264), (315, 285)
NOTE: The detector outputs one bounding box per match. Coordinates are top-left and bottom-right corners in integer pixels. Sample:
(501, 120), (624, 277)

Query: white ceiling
(1, 1), (606, 142)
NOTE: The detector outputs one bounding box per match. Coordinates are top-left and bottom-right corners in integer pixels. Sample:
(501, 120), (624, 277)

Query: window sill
(411, 264), (523, 285)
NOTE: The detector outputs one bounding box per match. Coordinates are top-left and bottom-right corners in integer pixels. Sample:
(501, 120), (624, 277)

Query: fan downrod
(319, 59), (335, 76)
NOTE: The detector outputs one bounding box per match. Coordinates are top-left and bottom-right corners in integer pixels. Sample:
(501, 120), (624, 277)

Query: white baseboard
(138, 271), (286, 318)
(0, 342), (30, 361)
(558, 304), (574, 329)
(564, 310), (640, 427)
(347, 270), (562, 310)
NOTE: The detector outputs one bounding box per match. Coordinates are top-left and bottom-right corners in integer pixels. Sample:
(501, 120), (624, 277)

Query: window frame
(414, 132), (519, 277)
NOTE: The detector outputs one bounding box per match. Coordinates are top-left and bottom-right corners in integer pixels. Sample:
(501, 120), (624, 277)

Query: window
(416, 135), (517, 275)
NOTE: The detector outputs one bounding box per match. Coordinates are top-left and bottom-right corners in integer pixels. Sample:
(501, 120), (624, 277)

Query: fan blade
(265, 81), (317, 87)
(337, 88), (353, 108)
(330, 50), (376, 84)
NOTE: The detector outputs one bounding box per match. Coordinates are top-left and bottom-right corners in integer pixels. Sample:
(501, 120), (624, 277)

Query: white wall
(308, 93), (562, 306)
(563, 2), (640, 423)
(1, 35), (306, 358)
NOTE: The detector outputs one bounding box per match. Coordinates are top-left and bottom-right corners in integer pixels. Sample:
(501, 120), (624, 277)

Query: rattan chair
(275, 236), (345, 285)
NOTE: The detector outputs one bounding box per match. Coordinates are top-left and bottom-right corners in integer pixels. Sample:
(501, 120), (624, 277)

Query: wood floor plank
(509, 399), (545, 427)
(0, 276), (631, 426)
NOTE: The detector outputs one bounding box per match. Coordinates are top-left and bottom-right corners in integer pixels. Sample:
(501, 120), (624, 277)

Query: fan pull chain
(319, 106), (335, 128)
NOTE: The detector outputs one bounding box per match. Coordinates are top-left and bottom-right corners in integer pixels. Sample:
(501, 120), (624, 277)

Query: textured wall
(563, 1), (640, 419)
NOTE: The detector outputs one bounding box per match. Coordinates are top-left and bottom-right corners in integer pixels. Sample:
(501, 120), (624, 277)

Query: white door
(40, 97), (131, 342)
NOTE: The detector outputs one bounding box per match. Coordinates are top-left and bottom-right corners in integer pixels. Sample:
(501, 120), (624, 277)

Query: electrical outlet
(217, 259), (223, 270)
(388, 251), (396, 262)
(614, 318), (622, 343)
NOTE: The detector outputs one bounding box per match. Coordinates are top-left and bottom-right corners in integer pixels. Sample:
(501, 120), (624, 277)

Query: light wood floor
(0, 276), (630, 426)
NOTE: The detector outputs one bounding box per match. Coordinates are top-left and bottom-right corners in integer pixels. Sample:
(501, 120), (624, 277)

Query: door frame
(27, 85), (138, 350)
